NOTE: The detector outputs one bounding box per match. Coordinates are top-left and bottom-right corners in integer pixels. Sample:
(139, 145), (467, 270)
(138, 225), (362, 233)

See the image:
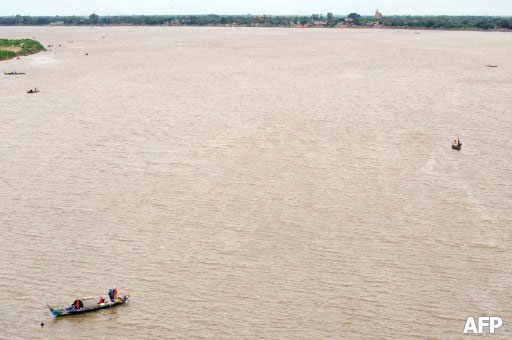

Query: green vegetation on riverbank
(0, 39), (45, 60)
(1, 14), (512, 31)
(0, 50), (16, 60)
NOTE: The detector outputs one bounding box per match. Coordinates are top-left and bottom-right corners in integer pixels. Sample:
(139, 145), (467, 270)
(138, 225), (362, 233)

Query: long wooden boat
(4, 72), (26, 75)
(48, 295), (129, 317)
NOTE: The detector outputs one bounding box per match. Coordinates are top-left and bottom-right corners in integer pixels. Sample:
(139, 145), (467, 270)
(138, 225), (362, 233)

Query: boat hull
(48, 296), (129, 317)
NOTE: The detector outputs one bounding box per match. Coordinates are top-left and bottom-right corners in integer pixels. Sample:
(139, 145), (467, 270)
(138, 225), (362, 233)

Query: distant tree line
(0, 14), (511, 30)
(380, 16), (512, 30)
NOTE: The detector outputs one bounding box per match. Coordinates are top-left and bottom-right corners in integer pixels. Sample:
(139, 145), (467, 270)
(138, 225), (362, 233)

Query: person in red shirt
(98, 296), (105, 304)
(113, 288), (118, 301)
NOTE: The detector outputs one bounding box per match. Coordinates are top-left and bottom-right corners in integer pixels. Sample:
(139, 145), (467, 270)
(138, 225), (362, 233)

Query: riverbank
(172, 23), (512, 33)
(2, 14), (512, 31)
(161, 24), (512, 33)
(0, 39), (45, 61)
(5, 23), (511, 34)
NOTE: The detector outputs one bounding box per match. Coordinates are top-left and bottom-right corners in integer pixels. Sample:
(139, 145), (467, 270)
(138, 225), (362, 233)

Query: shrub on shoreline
(0, 50), (17, 60)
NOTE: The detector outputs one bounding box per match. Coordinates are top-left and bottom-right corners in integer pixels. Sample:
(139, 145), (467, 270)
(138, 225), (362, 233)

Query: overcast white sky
(0, 0), (511, 16)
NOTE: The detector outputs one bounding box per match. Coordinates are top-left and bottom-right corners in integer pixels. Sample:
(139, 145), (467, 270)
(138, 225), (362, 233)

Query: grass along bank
(0, 39), (45, 61)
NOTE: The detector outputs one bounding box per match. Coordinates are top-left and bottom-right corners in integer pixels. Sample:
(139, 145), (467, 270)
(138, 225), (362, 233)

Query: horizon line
(1, 13), (512, 17)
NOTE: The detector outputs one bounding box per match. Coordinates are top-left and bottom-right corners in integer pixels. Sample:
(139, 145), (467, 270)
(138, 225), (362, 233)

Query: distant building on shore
(49, 21), (64, 26)
(374, 9), (383, 19)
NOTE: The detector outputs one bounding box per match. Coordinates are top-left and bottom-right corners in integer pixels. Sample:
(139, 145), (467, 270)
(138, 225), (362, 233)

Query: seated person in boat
(72, 299), (83, 309)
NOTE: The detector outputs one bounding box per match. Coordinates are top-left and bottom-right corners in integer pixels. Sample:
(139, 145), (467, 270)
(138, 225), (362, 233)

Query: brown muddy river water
(0, 26), (511, 339)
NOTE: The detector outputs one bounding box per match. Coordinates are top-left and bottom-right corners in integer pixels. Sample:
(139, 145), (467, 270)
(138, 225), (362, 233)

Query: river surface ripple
(0, 26), (511, 339)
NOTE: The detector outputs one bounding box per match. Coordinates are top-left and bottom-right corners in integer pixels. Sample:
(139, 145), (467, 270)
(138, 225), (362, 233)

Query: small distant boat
(452, 138), (462, 150)
(48, 294), (130, 317)
(485, 64), (498, 68)
(27, 89), (40, 94)
(4, 71), (25, 75)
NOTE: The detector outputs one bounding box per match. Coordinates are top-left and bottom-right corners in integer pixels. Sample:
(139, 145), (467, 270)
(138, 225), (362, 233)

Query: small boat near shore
(48, 294), (129, 317)
(4, 71), (25, 75)
(485, 64), (498, 68)
(27, 88), (39, 94)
